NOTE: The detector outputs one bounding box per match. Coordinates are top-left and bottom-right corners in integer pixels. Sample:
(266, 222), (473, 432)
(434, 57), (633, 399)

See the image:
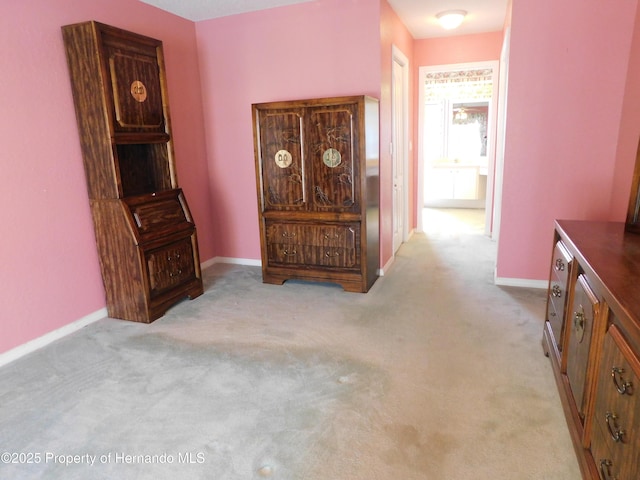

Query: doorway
(417, 62), (499, 236)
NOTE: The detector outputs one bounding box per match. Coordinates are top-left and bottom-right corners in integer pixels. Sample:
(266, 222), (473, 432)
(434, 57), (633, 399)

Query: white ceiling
(387, 0), (508, 38)
(139, 0), (508, 39)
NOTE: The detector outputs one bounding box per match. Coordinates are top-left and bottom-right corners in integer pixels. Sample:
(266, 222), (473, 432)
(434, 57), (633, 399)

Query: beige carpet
(0, 209), (580, 479)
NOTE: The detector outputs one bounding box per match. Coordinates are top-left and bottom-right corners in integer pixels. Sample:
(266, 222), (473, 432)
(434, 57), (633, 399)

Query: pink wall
(497, 0), (638, 281)
(195, 0), (383, 261)
(0, 0), (214, 354)
(413, 32), (504, 66)
(611, 2), (640, 217)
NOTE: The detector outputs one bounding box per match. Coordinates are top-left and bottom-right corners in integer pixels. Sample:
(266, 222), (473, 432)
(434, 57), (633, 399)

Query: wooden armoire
(252, 96), (379, 293)
(62, 21), (203, 322)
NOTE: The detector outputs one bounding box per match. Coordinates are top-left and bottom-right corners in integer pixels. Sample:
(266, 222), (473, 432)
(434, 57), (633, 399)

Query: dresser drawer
(546, 241), (573, 350)
(552, 240), (572, 290)
(146, 237), (197, 298)
(266, 244), (357, 268)
(547, 294), (562, 349)
(591, 418), (623, 480)
(592, 325), (640, 479)
(265, 222), (358, 248)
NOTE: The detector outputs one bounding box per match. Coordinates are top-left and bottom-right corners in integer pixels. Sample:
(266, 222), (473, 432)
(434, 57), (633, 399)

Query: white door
(391, 46), (408, 254)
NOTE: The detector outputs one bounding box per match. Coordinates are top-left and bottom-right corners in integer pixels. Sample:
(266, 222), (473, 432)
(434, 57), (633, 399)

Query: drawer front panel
(566, 274), (600, 420)
(547, 294), (562, 349)
(549, 276), (567, 310)
(591, 419), (623, 480)
(552, 240), (572, 290)
(593, 325), (640, 480)
(267, 245), (357, 268)
(266, 222), (358, 248)
(146, 237), (196, 298)
(546, 240), (573, 351)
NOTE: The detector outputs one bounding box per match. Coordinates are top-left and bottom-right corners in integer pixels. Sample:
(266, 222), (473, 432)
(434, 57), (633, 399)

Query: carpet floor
(0, 210), (581, 479)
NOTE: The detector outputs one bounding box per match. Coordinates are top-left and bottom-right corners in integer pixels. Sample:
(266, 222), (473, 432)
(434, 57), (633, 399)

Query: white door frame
(492, 28), (511, 242)
(417, 61), (500, 236)
(391, 45), (410, 253)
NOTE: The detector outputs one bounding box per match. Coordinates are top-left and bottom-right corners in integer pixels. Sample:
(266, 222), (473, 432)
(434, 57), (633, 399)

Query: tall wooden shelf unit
(252, 96), (380, 293)
(62, 21), (203, 322)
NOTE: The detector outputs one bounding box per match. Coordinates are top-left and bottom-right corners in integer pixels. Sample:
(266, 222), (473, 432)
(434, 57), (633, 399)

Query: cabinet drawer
(146, 237), (197, 298)
(547, 294), (562, 349)
(265, 222), (358, 248)
(546, 241), (573, 350)
(267, 244), (357, 268)
(552, 241), (572, 289)
(549, 242), (571, 307)
(592, 325), (640, 479)
(566, 274), (600, 420)
(591, 418), (623, 480)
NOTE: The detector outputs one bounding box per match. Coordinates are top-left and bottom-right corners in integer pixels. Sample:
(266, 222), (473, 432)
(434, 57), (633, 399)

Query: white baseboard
(0, 307), (107, 368)
(1, 256), (258, 368)
(203, 256), (262, 268)
(494, 276), (548, 289)
(201, 257), (218, 269)
(379, 255), (395, 276)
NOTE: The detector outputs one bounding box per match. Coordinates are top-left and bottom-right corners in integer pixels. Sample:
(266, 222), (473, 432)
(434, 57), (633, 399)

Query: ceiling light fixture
(436, 10), (467, 30)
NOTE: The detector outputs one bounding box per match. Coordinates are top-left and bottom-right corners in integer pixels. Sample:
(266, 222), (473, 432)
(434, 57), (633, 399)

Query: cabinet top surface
(252, 95), (378, 109)
(62, 20), (163, 46)
(556, 220), (640, 322)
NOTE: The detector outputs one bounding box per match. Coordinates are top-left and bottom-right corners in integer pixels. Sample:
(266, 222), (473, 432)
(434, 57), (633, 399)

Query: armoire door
(306, 104), (360, 213)
(256, 108), (305, 211)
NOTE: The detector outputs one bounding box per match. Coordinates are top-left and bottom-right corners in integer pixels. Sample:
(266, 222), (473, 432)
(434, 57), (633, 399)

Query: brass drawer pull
(325, 251), (340, 258)
(324, 233), (340, 240)
(282, 231), (296, 238)
(167, 253), (181, 261)
(611, 366), (633, 395)
(552, 285), (562, 297)
(169, 269), (183, 278)
(555, 258), (565, 271)
(283, 249), (297, 256)
(599, 459), (617, 480)
(605, 412), (626, 443)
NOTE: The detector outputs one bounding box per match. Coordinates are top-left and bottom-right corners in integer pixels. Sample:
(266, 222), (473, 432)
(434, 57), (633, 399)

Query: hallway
(422, 207), (485, 235)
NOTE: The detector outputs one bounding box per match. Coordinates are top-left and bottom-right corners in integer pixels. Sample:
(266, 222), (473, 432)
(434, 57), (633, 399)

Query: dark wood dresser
(542, 220), (640, 479)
